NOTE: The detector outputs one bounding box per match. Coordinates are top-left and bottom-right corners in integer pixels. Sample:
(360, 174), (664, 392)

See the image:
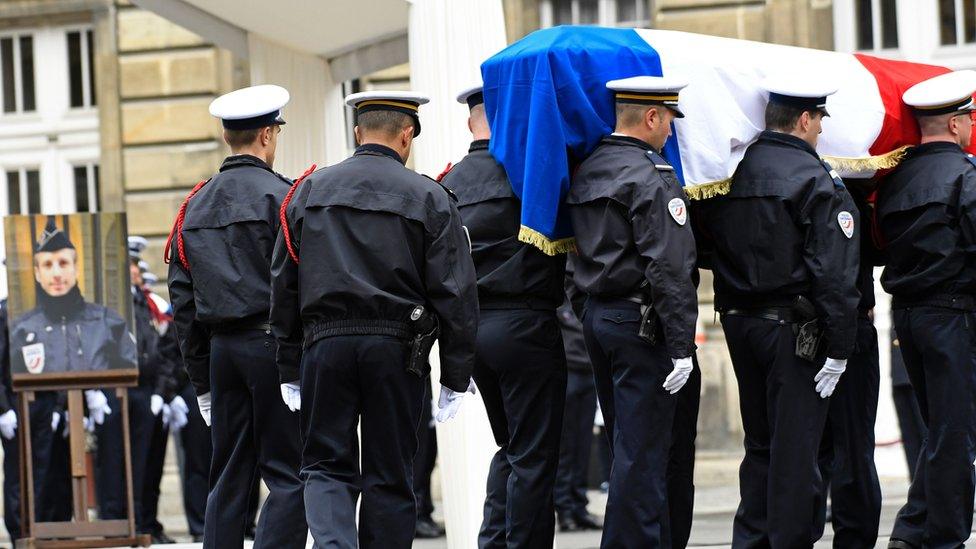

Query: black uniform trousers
(42, 410), (71, 523)
(890, 306), (976, 549)
(669, 362), (701, 549)
(206, 329), (306, 549)
(474, 309), (566, 549)
(177, 383), (211, 537)
(2, 392), (57, 540)
(582, 297), (681, 549)
(141, 412), (169, 536)
(721, 314), (830, 549)
(554, 369), (597, 522)
(95, 387), (154, 521)
(892, 387), (926, 481)
(817, 315), (882, 549)
(300, 335), (425, 549)
(413, 386), (437, 522)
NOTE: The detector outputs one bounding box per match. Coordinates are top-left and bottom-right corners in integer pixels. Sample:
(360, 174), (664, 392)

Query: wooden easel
(13, 371), (150, 548)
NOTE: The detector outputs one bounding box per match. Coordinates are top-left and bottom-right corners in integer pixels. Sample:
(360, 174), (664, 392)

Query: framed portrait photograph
(4, 213), (138, 390)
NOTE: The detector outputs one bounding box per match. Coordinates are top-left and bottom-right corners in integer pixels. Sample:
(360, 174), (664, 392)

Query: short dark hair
(764, 102), (820, 132)
(356, 110), (414, 138)
(223, 128), (262, 149)
(615, 103), (651, 128)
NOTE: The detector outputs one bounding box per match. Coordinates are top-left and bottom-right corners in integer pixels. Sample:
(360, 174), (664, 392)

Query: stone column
(407, 1), (507, 546)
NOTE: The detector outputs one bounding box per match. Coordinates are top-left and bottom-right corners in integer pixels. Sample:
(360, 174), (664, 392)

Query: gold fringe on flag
(681, 146), (913, 201)
(683, 178), (732, 201)
(518, 225), (576, 256)
(822, 145), (911, 173)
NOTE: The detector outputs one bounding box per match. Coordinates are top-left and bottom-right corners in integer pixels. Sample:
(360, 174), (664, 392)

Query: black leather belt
(479, 296), (558, 311)
(211, 319), (271, 333)
(722, 307), (797, 323)
(891, 294), (976, 311)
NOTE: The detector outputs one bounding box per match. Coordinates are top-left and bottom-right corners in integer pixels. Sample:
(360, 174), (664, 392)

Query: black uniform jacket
(566, 134), (698, 359)
(697, 131), (860, 359)
(10, 302), (137, 374)
(877, 141), (976, 300)
(168, 154), (292, 396)
(441, 140), (565, 307)
(271, 144), (479, 393)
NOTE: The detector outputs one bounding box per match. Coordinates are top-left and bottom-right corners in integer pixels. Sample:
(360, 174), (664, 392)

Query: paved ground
(93, 476), (967, 548)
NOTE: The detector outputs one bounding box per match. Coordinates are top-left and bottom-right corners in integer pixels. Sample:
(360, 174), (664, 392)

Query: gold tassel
(822, 145), (911, 173)
(518, 225), (576, 256)
(684, 178), (732, 201)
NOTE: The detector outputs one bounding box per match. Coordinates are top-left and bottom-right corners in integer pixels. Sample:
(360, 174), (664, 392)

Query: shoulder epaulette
(965, 154), (976, 172)
(423, 174), (459, 202)
(645, 150), (674, 172)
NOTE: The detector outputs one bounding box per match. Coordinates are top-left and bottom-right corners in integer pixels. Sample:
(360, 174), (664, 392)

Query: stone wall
(106, 1), (246, 284)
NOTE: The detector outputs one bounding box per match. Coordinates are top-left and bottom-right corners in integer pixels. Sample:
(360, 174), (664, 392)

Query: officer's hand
(169, 396), (189, 430)
(51, 412), (60, 432)
(280, 383), (301, 413)
(663, 357), (694, 394)
(161, 404), (172, 428)
(84, 390), (112, 425)
(196, 393), (212, 427)
(0, 410), (17, 440)
(814, 358), (847, 398)
(435, 379), (477, 423)
(150, 394), (165, 417)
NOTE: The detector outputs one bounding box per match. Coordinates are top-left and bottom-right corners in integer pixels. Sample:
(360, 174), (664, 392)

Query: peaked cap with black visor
(345, 91), (430, 137)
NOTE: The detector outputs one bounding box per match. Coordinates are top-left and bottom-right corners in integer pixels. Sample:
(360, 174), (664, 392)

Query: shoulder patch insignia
(668, 197), (687, 226)
(22, 343), (44, 374)
(837, 211), (855, 239)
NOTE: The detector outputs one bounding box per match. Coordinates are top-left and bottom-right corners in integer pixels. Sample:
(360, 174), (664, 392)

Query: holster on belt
(792, 296), (822, 361)
(407, 305), (438, 378)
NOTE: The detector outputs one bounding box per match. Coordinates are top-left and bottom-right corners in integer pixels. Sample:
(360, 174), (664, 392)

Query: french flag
(481, 26), (973, 254)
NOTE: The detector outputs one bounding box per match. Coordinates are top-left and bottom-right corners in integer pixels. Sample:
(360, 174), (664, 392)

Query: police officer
(167, 84), (306, 549)
(696, 76), (860, 548)
(271, 90), (479, 547)
(567, 75), (699, 548)
(817, 180), (882, 548)
(876, 70), (976, 549)
(440, 84), (567, 548)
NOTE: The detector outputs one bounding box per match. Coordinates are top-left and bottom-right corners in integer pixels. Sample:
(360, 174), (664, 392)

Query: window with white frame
(0, 33), (35, 114)
(853, 0), (898, 50)
(540, 0), (650, 28)
(5, 168), (41, 214)
(938, 0), (976, 46)
(66, 29), (96, 108)
(72, 164), (99, 213)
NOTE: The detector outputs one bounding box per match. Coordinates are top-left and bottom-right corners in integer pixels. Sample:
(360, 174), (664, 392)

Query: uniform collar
(219, 154), (273, 173)
(355, 143), (404, 164)
(604, 133), (656, 152)
(758, 130), (818, 158)
(911, 141), (964, 156)
(469, 139), (489, 152)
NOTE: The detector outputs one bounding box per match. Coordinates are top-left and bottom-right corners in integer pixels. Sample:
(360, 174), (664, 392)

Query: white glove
(169, 396), (189, 431)
(150, 394), (164, 417)
(197, 393), (212, 427)
(435, 379), (476, 423)
(815, 357), (847, 399)
(280, 383), (301, 412)
(0, 410), (17, 440)
(51, 411), (60, 432)
(663, 356), (694, 394)
(84, 390), (112, 425)
(161, 404), (172, 427)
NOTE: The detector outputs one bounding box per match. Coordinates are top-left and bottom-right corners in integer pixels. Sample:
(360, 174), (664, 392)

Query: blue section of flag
(481, 26), (681, 245)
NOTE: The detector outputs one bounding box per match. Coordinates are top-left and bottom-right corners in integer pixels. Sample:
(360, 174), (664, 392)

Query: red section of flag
(855, 53), (976, 156)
